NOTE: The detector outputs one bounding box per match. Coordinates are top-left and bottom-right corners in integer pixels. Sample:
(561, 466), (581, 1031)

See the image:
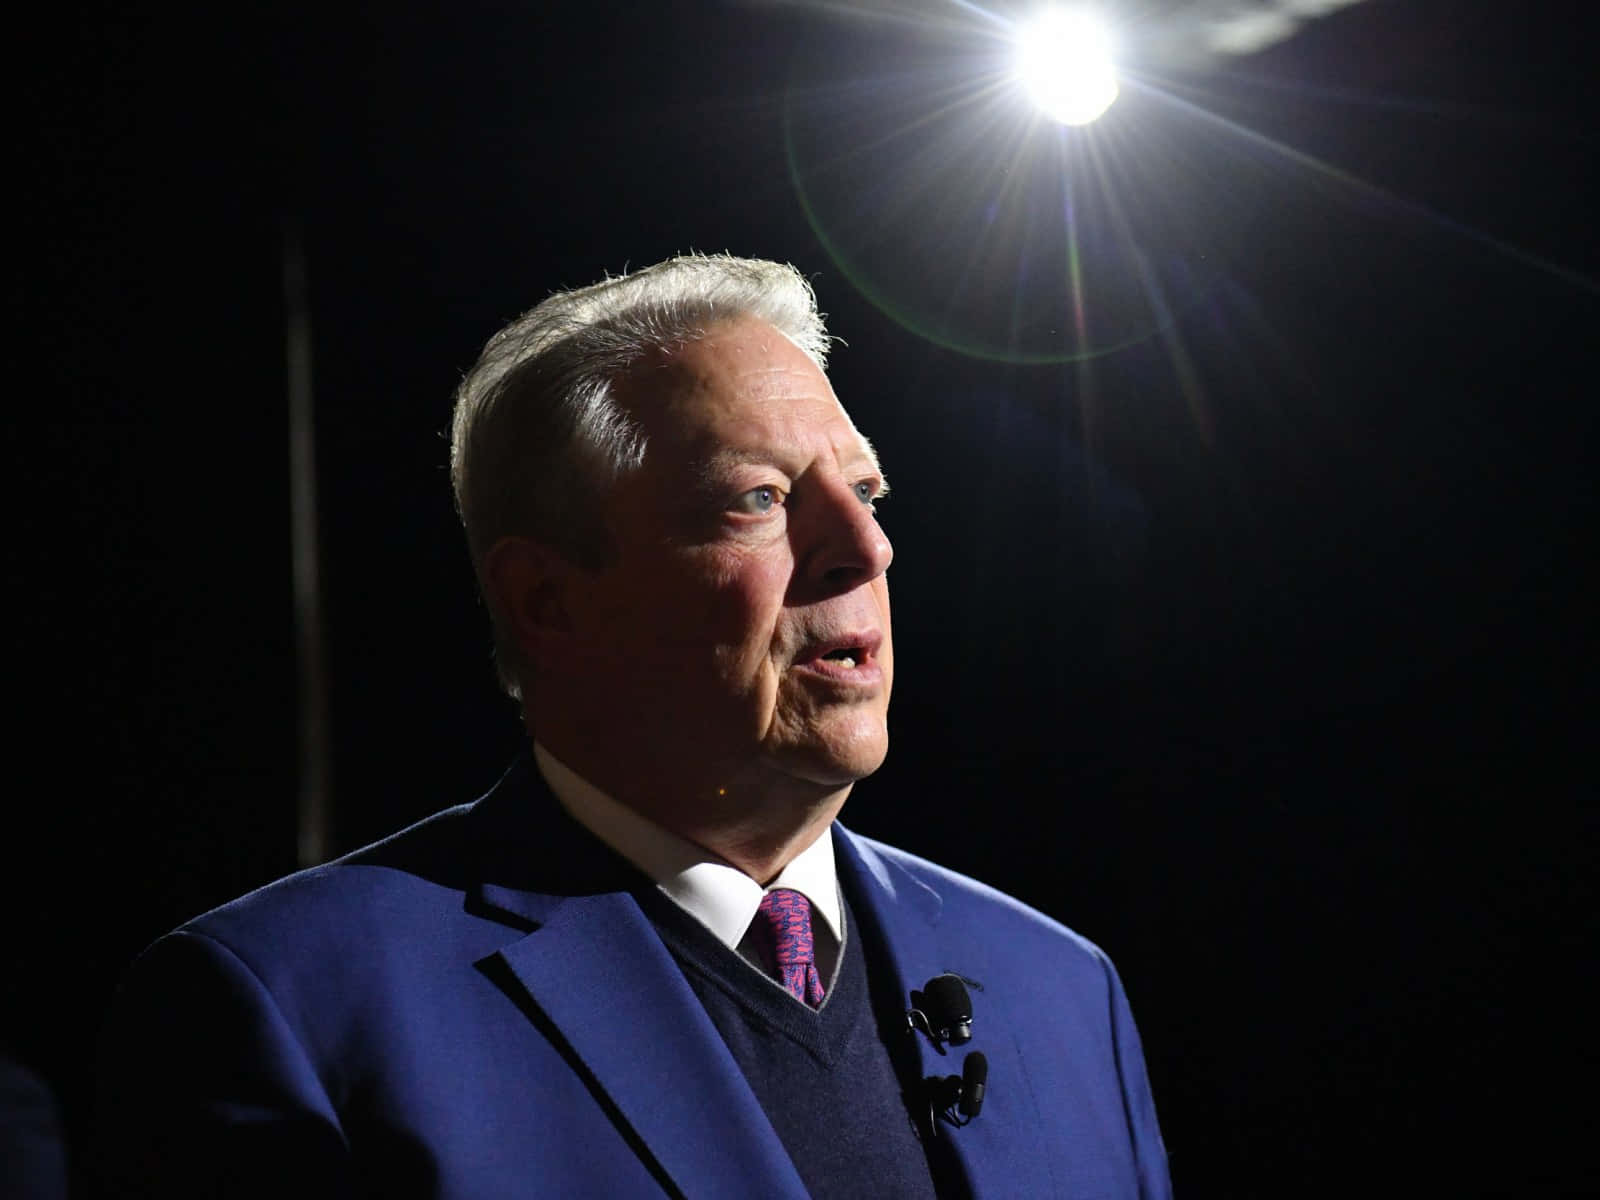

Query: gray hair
(449, 251), (833, 701)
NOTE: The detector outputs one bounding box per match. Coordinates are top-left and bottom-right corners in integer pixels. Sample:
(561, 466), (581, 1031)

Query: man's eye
(733, 485), (786, 514)
(853, 480), (881, 508)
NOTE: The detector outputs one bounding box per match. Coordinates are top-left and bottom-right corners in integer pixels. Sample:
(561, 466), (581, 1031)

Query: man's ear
(482, 536), (578, 660)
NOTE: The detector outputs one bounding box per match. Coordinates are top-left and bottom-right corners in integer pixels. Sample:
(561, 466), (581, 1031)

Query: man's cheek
(700, 576), (780, 640)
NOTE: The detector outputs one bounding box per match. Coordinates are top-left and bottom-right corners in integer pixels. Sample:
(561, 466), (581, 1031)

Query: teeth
(836, 656), (856, 669)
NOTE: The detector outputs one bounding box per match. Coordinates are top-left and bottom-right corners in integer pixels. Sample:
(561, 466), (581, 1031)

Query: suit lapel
(491, 894), (808, 1199)
(466, 759), (808, 1199)
(836, 827), (1059, 1199)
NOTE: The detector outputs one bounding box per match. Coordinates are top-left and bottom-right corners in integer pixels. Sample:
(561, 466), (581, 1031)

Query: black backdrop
(15, 1), (1596, 1195)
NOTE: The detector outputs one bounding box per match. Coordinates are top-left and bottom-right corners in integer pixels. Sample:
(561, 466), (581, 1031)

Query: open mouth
(802, 632), (880, 673)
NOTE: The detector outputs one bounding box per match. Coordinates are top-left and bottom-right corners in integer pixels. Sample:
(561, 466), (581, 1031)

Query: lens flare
(1016, 9), (1120, 126)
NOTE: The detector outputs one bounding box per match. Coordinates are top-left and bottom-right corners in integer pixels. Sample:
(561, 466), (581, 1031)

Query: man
(95, 253), (1171, 1197)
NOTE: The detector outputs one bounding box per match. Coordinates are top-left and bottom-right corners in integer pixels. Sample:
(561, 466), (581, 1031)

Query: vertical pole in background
(284, 224), (331, 866)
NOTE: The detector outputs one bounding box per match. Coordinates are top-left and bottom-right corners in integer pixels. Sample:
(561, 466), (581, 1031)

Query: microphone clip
(926, 1050), (988, 1133)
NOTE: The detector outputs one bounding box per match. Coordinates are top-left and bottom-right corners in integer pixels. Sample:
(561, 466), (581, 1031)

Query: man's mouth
(798, 631), (882, 675)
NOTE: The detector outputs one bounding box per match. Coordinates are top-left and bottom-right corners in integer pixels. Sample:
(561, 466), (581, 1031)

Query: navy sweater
(643, 887), (969, 1198)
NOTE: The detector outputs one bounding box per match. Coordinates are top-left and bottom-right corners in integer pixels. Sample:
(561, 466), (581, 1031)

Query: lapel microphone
(907, 973), (988, 1132)
(929, 1050), (988, 1122)
(905, 972), (975, 1051)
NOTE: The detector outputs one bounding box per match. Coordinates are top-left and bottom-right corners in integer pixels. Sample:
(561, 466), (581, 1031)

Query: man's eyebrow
(858, 435), (890, 497)
(694, 441), (887, 481)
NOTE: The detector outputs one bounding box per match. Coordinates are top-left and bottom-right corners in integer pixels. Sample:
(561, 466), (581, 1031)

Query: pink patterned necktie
(752, 888), (826, 1008)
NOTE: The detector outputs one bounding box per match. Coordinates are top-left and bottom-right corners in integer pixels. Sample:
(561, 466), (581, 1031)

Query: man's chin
(765, 730), (889, 791)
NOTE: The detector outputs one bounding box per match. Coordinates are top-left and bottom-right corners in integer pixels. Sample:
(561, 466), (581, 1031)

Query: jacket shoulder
(188, 801), (479, 932)
(842, 830), (1116, 975)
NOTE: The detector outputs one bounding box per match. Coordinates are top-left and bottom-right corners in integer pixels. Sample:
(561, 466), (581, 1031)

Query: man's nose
(795, 477), (893, 596)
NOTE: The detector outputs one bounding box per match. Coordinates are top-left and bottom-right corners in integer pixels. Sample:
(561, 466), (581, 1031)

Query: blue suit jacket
(95, 759), (1170, 1198)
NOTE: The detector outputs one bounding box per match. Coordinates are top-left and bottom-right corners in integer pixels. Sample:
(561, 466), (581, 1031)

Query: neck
(671, 789), (848, 885)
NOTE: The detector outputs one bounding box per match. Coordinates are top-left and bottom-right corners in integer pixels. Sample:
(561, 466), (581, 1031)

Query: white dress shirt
(534, 742), (845, 988)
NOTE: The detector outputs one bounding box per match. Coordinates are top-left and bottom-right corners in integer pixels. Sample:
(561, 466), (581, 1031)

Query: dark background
(14, 0), (1595, 1194)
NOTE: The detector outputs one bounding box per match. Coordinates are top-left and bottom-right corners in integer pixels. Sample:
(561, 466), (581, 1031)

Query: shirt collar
(533, 742), (842, 952)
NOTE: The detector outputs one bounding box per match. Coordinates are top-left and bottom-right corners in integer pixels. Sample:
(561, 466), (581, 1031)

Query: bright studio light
(1015, 8), (1120, 126)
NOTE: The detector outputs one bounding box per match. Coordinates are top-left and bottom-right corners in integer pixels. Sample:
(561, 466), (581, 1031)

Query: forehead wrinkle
(626, 316), (888, 491)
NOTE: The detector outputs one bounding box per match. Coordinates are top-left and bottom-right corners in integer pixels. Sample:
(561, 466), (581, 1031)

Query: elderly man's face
(564, 317), (893, 799)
